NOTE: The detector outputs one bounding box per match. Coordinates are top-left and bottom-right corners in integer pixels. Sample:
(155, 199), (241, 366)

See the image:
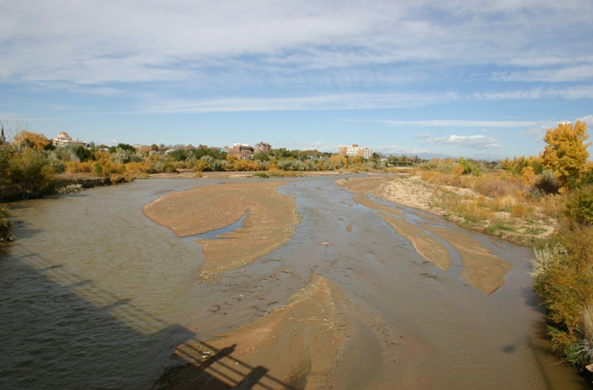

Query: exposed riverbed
(0, 176), (588, 389)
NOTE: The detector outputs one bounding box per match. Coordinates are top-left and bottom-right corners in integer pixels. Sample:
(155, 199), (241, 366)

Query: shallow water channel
(0, 176), (589, 389)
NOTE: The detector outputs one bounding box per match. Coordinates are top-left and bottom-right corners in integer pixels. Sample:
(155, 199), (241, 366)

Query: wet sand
(340, 177), (513, 294)
(142, 177), (584, 389)
(143, 181), (299, 279)
(336, 177), (389, 196)
(156, 273), (435, 390)
(379, 213), (451, 271)
(352, 196), (403, 217)
(423, 225), (513, 295)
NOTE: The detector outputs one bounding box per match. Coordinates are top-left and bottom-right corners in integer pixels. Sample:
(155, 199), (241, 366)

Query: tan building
(339, 144), (373, 159)
(253, 142), (271, 154)
(53, 132), (87, 148)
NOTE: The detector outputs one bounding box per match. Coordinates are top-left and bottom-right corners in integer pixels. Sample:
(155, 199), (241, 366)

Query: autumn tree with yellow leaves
(541, 120), (591, 191)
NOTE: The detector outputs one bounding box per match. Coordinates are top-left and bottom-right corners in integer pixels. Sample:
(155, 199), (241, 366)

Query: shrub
(566, 185), (593, 226)
(0, 203), (11, 240)
(194, 160), (211, 172)
(532, 222), (593, 366)
(8, 149), (55, 197)
(233, 159), (259, 171)
(535, 170), (562, 194)
(452, 164), (465, 176)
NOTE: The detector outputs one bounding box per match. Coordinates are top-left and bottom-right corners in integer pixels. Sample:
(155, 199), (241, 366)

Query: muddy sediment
(336, 177), (388, 196)
(379, 213), (451, 271)
(143, 181), (299, 279)
(352, 196), (403, 217)
(157, 273), (435, 390)
(423, 225), (513, 295)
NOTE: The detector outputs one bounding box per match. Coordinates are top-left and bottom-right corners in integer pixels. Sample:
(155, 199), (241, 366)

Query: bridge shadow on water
(0, 244), (297, 390)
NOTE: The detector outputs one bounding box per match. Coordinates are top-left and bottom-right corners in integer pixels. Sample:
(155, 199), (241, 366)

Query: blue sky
(1, 0), (592, 159)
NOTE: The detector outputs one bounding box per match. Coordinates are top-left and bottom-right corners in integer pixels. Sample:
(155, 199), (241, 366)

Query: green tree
(73, 146), (93, 162)
(541, 120), (590, 191)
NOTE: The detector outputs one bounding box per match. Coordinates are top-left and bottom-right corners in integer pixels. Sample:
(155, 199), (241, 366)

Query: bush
(535, 170), (562, 194)
(0, 203), (11, 241)
(194, 160), (211, 172)
(566, 185), (593, 226)
(8, 149), (54, 197)
(532, 222), (593, 368)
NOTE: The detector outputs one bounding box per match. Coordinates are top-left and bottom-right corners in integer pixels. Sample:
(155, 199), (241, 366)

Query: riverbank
(337, 174), (557, 246)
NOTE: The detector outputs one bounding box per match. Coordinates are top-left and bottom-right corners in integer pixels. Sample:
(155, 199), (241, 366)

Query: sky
(1, 0), (592, 160)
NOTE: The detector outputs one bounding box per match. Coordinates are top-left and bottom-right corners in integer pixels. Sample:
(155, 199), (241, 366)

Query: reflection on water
(0, 177), (588, 389)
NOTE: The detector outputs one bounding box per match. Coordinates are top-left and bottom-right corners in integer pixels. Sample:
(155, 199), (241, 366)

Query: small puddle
(181, 211), (250, 242)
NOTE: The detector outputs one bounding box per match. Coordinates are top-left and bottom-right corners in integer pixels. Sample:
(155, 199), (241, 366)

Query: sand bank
(155, 273), (435, 389)
(379, 213), (451, 271)
(423, 225), (513, 295)
(143, 181), (299, 279)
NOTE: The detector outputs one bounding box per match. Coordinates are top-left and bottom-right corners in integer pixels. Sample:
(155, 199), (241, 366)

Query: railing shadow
(3, 246), (296, 390)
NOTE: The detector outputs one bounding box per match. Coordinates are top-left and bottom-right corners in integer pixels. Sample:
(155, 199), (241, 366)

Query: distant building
(223, 143), (254, 159)
(253, 142), (271, 154)
(53, 132), (87, 148)
(339, 144), (373, 159)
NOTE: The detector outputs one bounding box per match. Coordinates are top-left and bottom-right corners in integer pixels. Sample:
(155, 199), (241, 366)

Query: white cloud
(472, 86), (593, 100)
(519, 127), (547, 142)
(414, 133), (430, 138)
(109, 139), (119, 145)
(144, 92), (456, 113)
(493, 63), (593, 83)
(578, 115), (593, 127)
(1, 0), (592, 89)
(421, 135), (501, 150)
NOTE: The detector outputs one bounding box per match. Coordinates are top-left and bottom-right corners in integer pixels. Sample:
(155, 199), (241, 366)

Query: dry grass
(478, 179), (523, 198)
(417, 171), (556, 245)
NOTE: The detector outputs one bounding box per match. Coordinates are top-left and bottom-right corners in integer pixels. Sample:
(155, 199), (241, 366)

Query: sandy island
(143, 181), (299, 280)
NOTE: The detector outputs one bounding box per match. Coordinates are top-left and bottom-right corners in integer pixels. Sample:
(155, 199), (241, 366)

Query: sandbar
(143, 181), (299, 279)
(379, 213), (451, 271)
(422, 225), (513, 295)
(154, 273), (435, 389)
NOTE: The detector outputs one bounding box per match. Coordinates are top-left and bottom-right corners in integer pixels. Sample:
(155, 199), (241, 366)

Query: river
(0, 176), (588, 389)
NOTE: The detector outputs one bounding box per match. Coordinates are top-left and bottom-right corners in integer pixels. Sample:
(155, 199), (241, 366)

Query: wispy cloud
(493, 63), (593, 83)
(472, 86), (593, 100)
(414, 133), (430, 138)
(357, 119), (542, 128)
(2, 0), (592, 90)
(421, 135), (501, 150)
(144, 92), (456, 113)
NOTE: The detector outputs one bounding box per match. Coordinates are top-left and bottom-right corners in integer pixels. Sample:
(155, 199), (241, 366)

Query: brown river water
(0, 176), (589, 389)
